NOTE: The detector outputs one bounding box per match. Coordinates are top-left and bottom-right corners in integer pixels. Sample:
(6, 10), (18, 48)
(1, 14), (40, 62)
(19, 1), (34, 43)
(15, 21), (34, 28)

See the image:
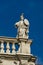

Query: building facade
(0, 14), (36, 65)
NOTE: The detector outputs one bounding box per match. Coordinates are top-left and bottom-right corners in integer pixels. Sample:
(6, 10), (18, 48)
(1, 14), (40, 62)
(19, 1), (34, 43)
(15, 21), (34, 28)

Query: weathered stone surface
(0, 14), (36, 65)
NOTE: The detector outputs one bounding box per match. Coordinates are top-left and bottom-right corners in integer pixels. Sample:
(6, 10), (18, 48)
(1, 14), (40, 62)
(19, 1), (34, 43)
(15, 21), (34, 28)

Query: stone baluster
(1, 41), (4, 53)
(6, 42), (10, 54)
(12, 42), (16, 54)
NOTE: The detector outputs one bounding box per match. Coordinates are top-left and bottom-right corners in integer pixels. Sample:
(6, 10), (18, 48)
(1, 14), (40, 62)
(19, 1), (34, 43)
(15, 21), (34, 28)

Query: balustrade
(0, 37), (17, 54)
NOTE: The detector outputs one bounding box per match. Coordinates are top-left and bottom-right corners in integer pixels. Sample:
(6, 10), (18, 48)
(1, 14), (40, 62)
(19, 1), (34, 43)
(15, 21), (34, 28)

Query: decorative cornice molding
(0, 53), (36, 62)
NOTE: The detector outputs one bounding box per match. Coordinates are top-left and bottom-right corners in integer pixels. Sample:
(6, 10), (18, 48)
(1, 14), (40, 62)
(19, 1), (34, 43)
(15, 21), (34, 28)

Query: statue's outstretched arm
(15, 22), (19, 27)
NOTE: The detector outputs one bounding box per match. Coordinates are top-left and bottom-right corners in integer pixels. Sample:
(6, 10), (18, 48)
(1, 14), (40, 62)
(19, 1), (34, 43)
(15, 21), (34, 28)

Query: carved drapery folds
(15, 14), (29, 39)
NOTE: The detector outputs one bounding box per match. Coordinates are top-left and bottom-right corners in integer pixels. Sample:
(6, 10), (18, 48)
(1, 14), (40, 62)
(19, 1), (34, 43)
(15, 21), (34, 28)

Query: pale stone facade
(0, 14), (36, 65)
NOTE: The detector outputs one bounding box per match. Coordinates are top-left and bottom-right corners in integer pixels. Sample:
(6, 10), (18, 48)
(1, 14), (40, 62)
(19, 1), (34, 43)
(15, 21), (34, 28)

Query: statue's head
(20, 13), (24, 21)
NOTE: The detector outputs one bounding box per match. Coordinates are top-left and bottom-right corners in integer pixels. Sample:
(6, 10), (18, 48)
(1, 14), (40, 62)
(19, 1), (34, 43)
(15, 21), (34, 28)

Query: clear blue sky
(0, 0), (43, 64)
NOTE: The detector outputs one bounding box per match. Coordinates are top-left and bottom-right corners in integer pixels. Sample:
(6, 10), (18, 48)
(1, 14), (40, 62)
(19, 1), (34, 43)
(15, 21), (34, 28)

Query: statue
(15, 13), (29, 39)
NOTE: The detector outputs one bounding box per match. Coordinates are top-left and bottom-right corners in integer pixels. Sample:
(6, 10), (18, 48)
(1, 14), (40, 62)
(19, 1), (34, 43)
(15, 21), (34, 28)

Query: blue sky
(0, 0), (43, 64)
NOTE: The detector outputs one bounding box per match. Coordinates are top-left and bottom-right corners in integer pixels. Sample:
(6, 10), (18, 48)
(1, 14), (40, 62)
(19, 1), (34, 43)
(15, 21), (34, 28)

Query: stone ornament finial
(15, 13), (30, 39)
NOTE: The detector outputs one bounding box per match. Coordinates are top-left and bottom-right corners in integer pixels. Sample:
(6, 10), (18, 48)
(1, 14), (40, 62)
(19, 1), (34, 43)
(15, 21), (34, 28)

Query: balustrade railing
(0, 36), (18, 54)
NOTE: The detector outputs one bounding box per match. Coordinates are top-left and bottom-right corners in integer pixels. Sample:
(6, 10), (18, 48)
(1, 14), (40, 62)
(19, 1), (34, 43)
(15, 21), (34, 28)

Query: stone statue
(15, 13), (29, 39)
